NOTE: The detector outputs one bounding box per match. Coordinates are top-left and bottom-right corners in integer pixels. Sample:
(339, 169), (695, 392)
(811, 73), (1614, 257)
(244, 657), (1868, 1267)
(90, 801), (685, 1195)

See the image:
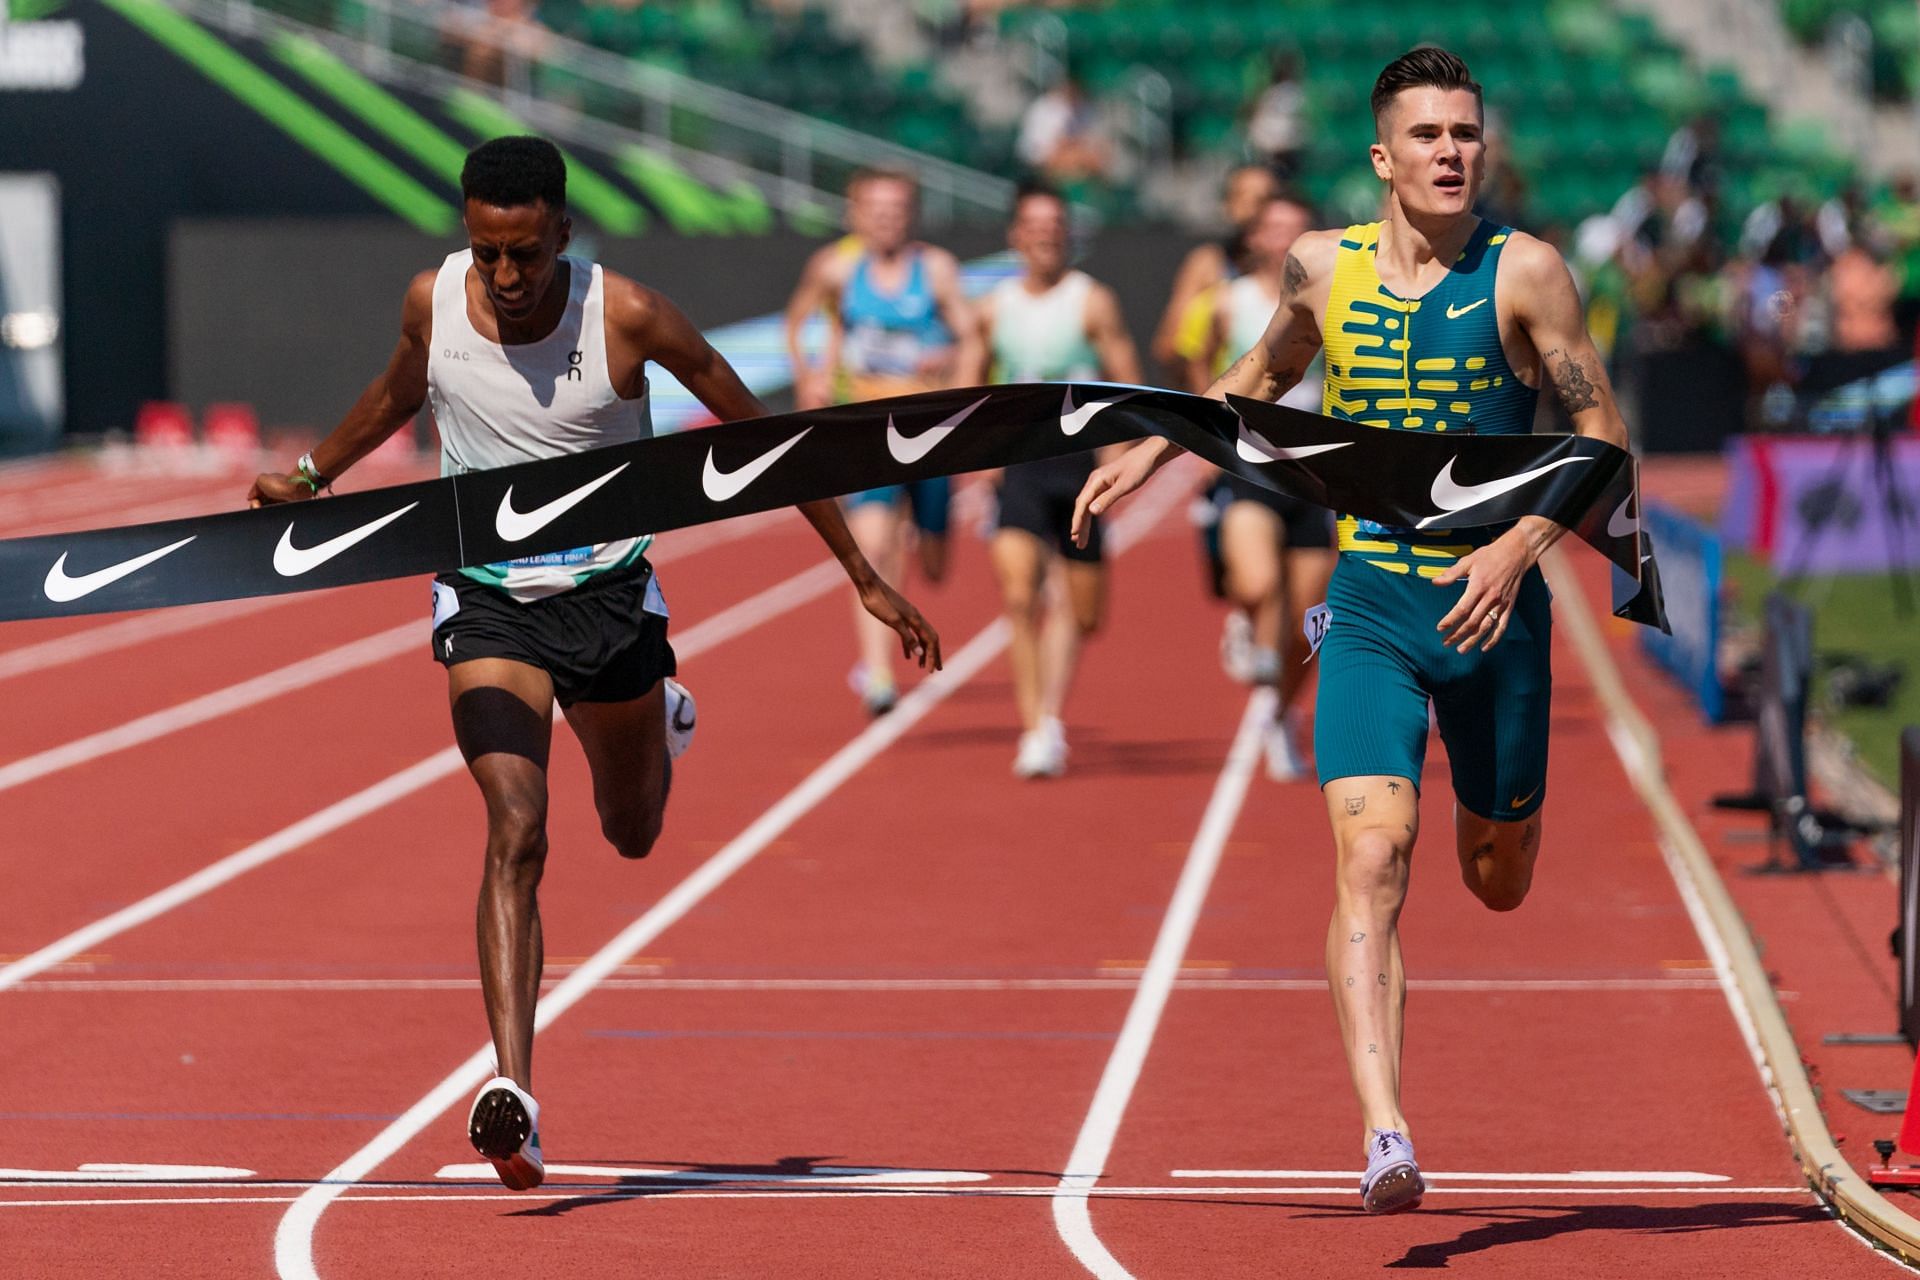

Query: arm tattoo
(1521, 823), (1539, 853)
(1280, 253), (1308, 299)
(1345, 976), (1355, 987)
(1350, 932), (1366, 943)
(1368, 1043), (1378, 1054)
(1386, 781), (1401, 795)
(1344, 796), (1366, 816)
(1377, 972), (1388, 985)
(1545, 347), (1600, 415)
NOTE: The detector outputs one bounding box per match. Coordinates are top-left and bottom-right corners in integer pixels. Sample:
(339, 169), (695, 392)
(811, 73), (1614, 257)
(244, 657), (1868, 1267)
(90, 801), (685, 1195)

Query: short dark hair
(1013, 181), (1067, 215)
(461, 136), (567, 211)
(1370, 46), (1482, 133)
(852, 166), (918, 197)
(1265, 188), (1319, 224)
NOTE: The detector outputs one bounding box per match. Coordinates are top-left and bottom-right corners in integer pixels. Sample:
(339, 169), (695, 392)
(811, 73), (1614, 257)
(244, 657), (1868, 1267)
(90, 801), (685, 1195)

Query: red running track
(0, 450), (1902, 1277)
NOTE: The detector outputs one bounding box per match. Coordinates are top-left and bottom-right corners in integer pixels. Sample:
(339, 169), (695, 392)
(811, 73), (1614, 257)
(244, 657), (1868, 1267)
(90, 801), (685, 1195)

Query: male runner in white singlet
(1197, 192), (1335, 780)
(969, 186), (1140, 777)
(249, 138), (941, 1191)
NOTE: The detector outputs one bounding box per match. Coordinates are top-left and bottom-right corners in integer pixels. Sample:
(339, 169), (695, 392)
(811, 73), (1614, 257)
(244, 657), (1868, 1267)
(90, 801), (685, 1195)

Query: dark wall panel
(171, 222), (1196, 429)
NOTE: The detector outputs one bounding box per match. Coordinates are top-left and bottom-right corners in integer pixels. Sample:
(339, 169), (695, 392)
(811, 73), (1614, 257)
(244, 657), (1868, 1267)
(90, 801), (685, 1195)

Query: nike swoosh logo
(701, 429), (812, 503)
(887, 394), (990, 464)
(273, 503), (420, 577)
(496, 464), (630, 542)
(1509, 784), (1542, 809)
(1235, 418), (1354, 464)
(43, 536), (196, 602)
(1445, 298), (1488, 319)
(1607, 493), (1639, 538)
(1061, 388), (1140, 436)
(1415, 456), (1590, 529)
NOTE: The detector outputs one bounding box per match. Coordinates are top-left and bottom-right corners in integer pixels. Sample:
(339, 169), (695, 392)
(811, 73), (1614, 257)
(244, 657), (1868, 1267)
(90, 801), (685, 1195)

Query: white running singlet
(987, 270), (1101, 383)
(1224, 274), (1323, 411)
(427, 250), (654, 601)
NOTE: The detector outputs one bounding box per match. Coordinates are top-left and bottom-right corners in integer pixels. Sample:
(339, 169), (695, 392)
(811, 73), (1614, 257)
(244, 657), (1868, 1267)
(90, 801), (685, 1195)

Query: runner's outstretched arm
(1434, 235), (1632, 652)
(247, 271), (435, 506)
(784, 244), (843, 410)
(1070, 231), (1333, 545)
(633, 283), (943, 671)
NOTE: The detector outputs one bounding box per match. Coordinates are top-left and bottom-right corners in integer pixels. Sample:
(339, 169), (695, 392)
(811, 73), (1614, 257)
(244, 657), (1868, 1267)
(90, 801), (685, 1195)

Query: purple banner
(1719, 434), (1920, 574)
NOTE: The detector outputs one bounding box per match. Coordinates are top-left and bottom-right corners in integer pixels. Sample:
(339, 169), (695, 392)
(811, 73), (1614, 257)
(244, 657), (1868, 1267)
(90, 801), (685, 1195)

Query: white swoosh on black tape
(495, 464), (630, 542)
(887, 394), (990, 465)
(43, 536), (197, 603)
(1060, 388), (1140, 436)
(1415, 456), (1590, 529)
(1607, 493), (1639, 538)
(1235, 418), (1354, 464)
(274, 503), (420, 577)
(701, 429), (812, 503)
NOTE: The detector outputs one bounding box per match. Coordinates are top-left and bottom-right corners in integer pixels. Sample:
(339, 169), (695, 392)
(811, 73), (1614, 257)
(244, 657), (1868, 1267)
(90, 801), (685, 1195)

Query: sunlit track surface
(0, 452), (1897, 1279)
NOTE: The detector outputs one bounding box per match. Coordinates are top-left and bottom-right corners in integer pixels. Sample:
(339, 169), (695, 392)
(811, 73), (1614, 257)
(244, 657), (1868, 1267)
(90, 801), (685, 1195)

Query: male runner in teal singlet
(1072, 49), (1634, 1213)
(249, 138), (940, 1191)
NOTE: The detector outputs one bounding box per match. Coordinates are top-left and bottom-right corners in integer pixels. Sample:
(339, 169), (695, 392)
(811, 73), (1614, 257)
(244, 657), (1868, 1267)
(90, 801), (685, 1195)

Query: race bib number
(430, 580), (460, 630)
(1302, 602), (1332, 662)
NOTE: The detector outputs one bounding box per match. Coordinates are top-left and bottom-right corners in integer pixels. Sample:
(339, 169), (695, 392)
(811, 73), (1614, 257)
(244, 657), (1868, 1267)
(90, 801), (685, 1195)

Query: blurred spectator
(443, 0), (548, 87)
(1659, 113), (1722, 197)
(1017, 73), (1115, 187)
(1741, 193), (1823, 266)
(1244, 50), (1305, 178)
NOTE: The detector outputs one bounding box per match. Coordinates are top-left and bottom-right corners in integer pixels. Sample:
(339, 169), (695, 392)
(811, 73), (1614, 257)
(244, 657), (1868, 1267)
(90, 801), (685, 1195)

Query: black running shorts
(996, 453), (1102, 563)
(1212, 473), (1336, 550)
(429, 559), (676, 707)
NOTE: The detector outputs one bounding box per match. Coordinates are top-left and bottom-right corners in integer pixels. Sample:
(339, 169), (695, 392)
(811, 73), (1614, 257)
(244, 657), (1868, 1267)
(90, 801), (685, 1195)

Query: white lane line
(1169, 1169), (1733, 1183)
(0, 623), (422, 794)
(0, 508), (794, 683)
(3, 1185), (1818, 1210)
(0, 752), (460, 993)
(273, 461), (1194, 1280)
(431, 1163), (990, 1184)
(0, 561), (848, 994)
(0, 515), (814, 789)
(10, 976), (1734, 993)
(0, 1164), (258, 1181)
(0, 597), (293, 682)
(272, 617), (1016, 1280)
(1052, 687), (1273, 1280)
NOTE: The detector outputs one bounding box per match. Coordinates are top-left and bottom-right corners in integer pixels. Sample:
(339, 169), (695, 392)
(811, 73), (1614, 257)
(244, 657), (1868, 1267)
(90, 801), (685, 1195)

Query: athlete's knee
(1459, 825), (1538, 912)
(999, 580), (1042, 623)
(485, 795), (548, 875)
(1337, 826), (1414, 905)
(602, 803), (664, 861)
(1465, 862), (1534, 912)
(1225, 563), (1279, 608)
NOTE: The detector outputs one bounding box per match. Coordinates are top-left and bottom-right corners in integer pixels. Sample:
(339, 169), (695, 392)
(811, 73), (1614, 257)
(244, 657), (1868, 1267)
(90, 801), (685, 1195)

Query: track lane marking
(0, 507), (794, 683)
(273, 462), (1196, 1280)
(1, 1185), (1818, 1210)
(9, 975), (1735, 993)
(0, 560), (848, 993)
(0, 512), (804, 784)
(1168, 1169), (1733, 1183)
(1052, 687), (1273, 1280)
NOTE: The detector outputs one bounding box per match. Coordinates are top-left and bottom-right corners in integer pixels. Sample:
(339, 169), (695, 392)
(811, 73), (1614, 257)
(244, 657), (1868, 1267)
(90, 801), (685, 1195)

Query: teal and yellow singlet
(1321, 219), (1537, 577)
(1312, 219), (1554, 823)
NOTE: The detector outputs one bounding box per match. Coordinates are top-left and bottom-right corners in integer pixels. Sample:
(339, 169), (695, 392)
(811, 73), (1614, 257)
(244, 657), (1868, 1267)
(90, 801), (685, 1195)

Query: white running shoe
(663, 677), (696, 760)
(1014, 717), (1068, 779)
(1263, 713), (1310, 782)
(1220, 612), (1256, 684)
(468, 1076), (544, 1191)
(847, 662), (898, 717)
